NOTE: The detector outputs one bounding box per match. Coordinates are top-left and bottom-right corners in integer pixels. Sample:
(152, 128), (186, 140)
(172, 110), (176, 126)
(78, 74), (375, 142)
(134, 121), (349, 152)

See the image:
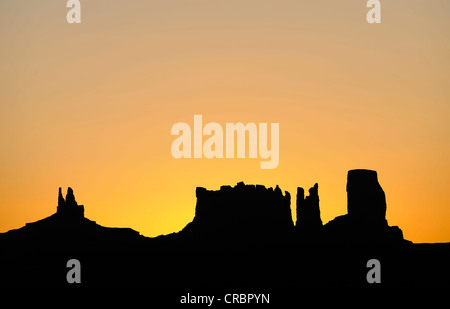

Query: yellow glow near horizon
(1, 1), (449, 243)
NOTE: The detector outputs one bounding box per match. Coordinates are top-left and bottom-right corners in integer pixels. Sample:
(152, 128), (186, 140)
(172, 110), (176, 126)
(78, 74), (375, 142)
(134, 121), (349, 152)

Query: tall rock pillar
(347, 169), (386, 224)
(296, 183), (322, 238)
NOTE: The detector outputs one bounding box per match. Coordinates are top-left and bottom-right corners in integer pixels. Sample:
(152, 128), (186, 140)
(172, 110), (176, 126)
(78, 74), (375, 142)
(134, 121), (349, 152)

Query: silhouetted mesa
(180, 182), (293, 246)
(323, 169), (406, 245)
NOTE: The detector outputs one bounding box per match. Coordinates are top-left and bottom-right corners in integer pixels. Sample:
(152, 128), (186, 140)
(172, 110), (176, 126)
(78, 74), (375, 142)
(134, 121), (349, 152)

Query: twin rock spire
(57, 187), (84, 218)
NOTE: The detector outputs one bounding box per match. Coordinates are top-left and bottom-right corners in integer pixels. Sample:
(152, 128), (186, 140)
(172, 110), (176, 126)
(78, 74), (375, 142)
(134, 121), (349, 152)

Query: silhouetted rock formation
(347, 169), (386, 222)
(2, 187), (140, 246)
(323, 169), (406, 245)
(57, 187), (85, 218)
(1, 173), (450, 289)
(58, 187), (65, 208)
(180, 181), (293, 246)
(296, 183), (322, 236)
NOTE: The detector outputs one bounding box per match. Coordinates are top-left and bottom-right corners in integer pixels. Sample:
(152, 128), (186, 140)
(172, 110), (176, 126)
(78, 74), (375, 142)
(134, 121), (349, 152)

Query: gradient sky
(1, 0), (449, 243)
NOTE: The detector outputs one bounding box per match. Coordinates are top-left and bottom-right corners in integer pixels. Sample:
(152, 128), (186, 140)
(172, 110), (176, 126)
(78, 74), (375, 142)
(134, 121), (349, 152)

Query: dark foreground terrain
(1, 170), (449, 293)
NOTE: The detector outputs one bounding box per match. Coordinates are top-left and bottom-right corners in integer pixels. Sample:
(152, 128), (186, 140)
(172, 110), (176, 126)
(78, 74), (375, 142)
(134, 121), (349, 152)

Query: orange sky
(1, 1), (449, 243)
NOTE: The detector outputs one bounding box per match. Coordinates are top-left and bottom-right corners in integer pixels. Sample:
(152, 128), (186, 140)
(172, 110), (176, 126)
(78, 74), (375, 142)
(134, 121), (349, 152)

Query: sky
(1, 0), (449, 243)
